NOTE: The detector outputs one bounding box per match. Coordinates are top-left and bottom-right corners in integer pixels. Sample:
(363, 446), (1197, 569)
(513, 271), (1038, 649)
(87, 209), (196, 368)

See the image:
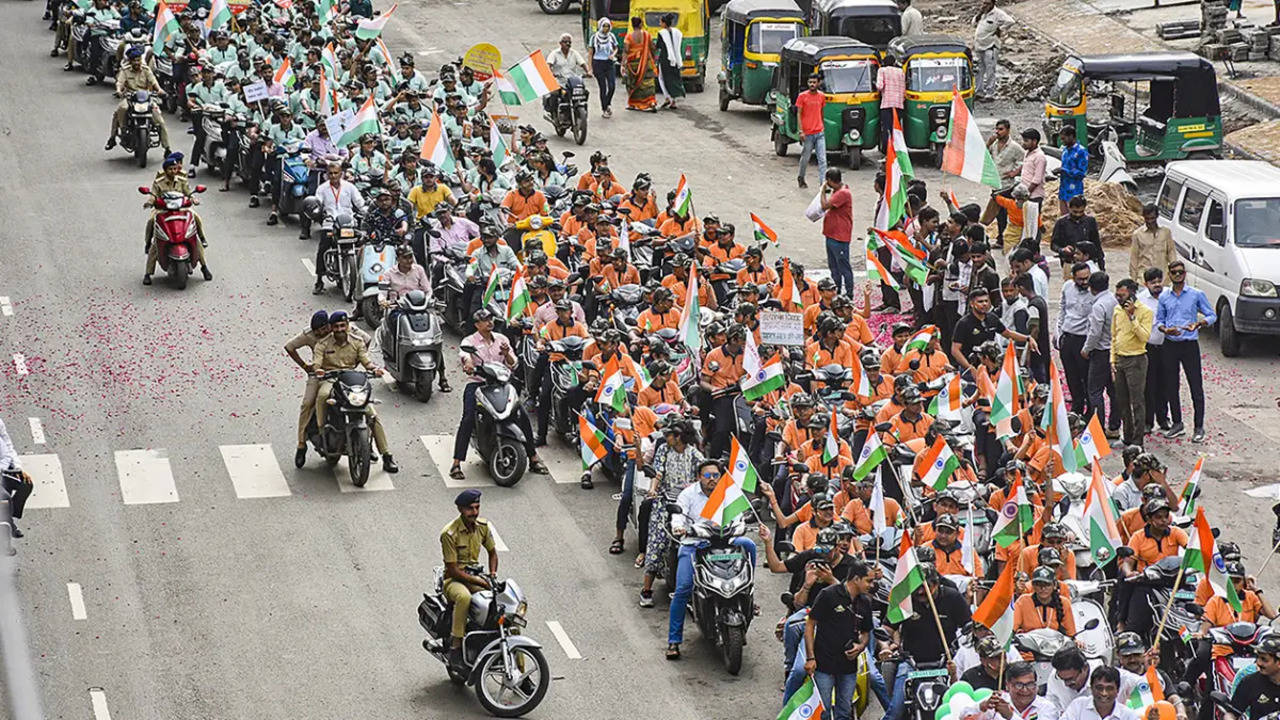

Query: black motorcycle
(460, 343), (532, 487)
(544, 75), (589, 146)
(117, 89), (161, 167)
(306, 370), (378, 487)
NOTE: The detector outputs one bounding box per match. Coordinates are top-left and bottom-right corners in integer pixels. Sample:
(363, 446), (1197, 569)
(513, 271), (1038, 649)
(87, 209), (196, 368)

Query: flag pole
(1150, 562), (1188, 652)
(920, 575), (953, 662)
(1257, 535), (1280, 576)
(487, 63), (521, 159)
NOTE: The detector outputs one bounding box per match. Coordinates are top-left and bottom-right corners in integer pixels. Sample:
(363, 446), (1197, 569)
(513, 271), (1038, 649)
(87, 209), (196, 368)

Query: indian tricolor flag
(151, 0), (180, 54)
(507, 267), (532, 321)
(727, 435), (759, 494)
(354, 3), (397, 40)
(500, 50), (561, 103)
(903, 325), (936, 354)
(990, 341), (1020, 440)
(865, 234), (900, 290)
(595, 355), (628, 413)
(749, 212), (778, 247)
(886, 533), (925, 624)
(849, 349), (872, 397)
(490, 122), (510, 167)
(928, 374), (963, 421)
(991, 473), (1034, 547)
(480, 263), (502, 305)
(741, 330), (784, 401)
(851, 431), (887, 481)
(875, 123), (907, 231)
(778, 257), (803, 311)
(205, 0), (230, 32)
(375, 37), (395, 68)
(321, 42), (339, 78)
(941, 88), (1001, 188)
(1185, 506), (1241, 612)
(873, 228), (930, 285)
(419, 107), (456, 172)
(973, 556), (1016, 648)
(1083, 460), (1123, 567)
(1126, 666), (1166, 710)
(1178, 457), (1204, 516)
(1076, 411), (1112, 466)
(273, 57), (296, 89)
(316, 71), (334, 116)
(336, 95), (379, 148)
(915, 436), (960, 491)
(677, 261), (701, 360)
(672, 174), (693, 217)
(580, 413), (609, 470)
(890, 108), (915, 178)
(820, 410), (840, 465)
(1043, 358), (1079, 473)
(777, 676), (824, 720)
(700, 470), (752, 526)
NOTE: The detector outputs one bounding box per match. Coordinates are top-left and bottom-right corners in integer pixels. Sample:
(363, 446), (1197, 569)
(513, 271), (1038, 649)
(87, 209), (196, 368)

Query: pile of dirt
(917, 0), (1065, 102)
(1038, 179), (1146, 247)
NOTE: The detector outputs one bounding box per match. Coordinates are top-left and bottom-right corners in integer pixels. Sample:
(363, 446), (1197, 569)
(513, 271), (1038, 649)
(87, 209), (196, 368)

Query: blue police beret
(454, 489), (482, 506)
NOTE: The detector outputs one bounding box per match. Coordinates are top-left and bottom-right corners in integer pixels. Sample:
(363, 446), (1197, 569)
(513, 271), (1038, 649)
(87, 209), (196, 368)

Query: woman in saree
(623, 16), (658, 111)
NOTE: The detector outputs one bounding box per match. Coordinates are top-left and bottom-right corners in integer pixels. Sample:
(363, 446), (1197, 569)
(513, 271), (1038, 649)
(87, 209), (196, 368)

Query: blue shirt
(1058, 143), (1088, 201)
(1155, 285), (1217, 342)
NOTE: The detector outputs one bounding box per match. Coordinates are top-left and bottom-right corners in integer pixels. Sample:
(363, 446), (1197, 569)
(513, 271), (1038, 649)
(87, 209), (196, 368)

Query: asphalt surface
(2, 0), (1280, 718)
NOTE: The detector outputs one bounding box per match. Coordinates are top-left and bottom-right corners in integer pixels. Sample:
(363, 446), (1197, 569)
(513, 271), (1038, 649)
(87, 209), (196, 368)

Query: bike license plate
(1233, 657), (1255, 670)
(1175, 589), (1196, 600)
(705, 552), (743, 562)
(908, 667), (950, 681)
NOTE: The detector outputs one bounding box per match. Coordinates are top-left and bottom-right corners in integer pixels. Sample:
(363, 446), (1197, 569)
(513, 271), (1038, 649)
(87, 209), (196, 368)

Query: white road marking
(545, 621), (582, 660)
(12, 353), (28, 375)
(89, 688), (112, 720)
(219, 444), (292, 498)
(544, 451), (587, 485)
(1245, 483), (1280, 499)
(0, 296), (12, 316)
(418, 48), (443, 55)
(114, 449), (179, 505)
(27, 417), (45, 445)
(67, 583), (87, 620)
(17, 454), (69, 509)
(301, 258), (316, 275)
(332, 457), (396, 492)
(489, 525), (508, 552)
(420, 435), (494, 488)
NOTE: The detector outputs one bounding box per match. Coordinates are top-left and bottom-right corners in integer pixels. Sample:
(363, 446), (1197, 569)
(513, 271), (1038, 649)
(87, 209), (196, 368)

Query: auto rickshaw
(583, 0), (712, 91)
(1043, 52), (1222, 162)
(718, 0), (807, 111)
(887, 34), (974, 166)
(808, 0), (901, 50)
(769, 36), (880, 169)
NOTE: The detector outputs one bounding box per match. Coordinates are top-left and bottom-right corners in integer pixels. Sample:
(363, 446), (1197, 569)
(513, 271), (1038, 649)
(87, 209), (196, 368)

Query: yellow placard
(463, 43), (503, 80)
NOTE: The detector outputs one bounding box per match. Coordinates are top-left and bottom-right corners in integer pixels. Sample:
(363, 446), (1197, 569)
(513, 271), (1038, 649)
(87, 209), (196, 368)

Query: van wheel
(773, 128), (787, 157)
(1218, 301), (1243, 357)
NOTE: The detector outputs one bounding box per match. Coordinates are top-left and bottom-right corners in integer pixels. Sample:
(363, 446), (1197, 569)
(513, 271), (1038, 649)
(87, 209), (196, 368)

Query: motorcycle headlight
(1241, 278), (1278, 298)
(529, 216), (543, 230)
(370, 263), (384, 274)
(516, 600), (528, 618)
(916, 683), (944, 712)
(506, 611), (528, 628)
(344, 387), (369, 406)
(340, 229), (356, 238)
(133, 103), (151, 113)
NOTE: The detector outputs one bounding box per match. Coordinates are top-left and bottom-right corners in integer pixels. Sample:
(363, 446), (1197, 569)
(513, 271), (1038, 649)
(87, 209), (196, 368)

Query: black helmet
(1030, 566), (1057, 585)
(1220, 541), (1243, 562)
(1115, 631), (1146, 656)
(1037, 546), (1064, 568)
(790, 392), (815, 409)
(1258, 635), (1280, 657)
(815, 527), (839, 548)
(1042, 522), (1069, 541)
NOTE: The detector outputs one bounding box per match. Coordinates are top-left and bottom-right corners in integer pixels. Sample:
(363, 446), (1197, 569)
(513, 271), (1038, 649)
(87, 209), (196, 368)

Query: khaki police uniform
(312, 333), (389, 453)
(440, 516), (496, 639)
(113, 62), (171, 149)
(288, 325), (372, 446)
(145, 170), (207, 273)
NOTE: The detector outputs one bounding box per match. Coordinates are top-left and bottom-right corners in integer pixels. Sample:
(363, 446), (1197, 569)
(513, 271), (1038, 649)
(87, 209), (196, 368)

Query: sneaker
(1156, 419), (1172, 432)
(1191, 428), (1206, 443)
(142, 274), (152, 285)
(639, 590), (654, 608)
(1164, 422), (1186, 438)
(266, 212), (279, 226)
(294, 447), (306, 468)
(104, 137), (117, 151)
(248, 195), (260, 208)
(797, 177), (807, 189)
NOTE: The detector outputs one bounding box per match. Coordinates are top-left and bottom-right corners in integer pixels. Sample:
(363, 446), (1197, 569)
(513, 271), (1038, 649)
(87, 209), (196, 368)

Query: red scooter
(138, 185), (205, 289)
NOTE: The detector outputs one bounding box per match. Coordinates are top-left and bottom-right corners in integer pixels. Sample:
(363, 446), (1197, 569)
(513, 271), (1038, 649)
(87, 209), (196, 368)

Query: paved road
(2, 0), (1280, 718)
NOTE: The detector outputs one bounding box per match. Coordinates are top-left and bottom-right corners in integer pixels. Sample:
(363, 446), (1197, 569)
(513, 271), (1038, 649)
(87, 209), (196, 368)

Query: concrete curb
(1219, 79), (1280, 119)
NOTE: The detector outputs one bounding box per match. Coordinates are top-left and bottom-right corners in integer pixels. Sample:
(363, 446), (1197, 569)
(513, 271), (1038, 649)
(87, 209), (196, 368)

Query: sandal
(449, 466), (465, 480)
(634, 553), (646, 569)
(609, 539), (625, 555)
(666, 643), (681, 660)
(529, 460), (550, 475)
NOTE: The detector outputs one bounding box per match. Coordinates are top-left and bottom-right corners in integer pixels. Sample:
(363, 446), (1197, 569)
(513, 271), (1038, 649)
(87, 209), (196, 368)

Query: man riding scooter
(143, 152), (211, 285)
(107, 46), (171, 155)
(378, 245), (451, 394)
(311, 311), (398, 474)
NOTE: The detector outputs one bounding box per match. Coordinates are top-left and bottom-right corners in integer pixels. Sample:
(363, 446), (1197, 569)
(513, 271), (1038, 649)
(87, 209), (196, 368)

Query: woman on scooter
(638, 419), (703, 608)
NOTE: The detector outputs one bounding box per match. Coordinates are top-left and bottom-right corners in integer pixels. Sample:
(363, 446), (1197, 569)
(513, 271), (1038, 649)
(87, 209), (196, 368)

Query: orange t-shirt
(1017, 543), (1078, 580)
(841, 496), (902, 534)
(501, 189), (547, 221)
(807, 338), (856, 369)
(1014, 593), (1077, 635)
(1127, 526), (1189, 571)
(702, 346), (745, 390)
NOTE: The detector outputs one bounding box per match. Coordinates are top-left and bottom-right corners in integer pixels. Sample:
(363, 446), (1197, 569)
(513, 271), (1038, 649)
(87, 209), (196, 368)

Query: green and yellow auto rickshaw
(770, 36), (880, 169)
(717, 0), (807, 111)
(808, 0), (900, 50)
(887, 34), (974, 166)
(1043, 52), (1222, 162)
(584, 0), (712, 91)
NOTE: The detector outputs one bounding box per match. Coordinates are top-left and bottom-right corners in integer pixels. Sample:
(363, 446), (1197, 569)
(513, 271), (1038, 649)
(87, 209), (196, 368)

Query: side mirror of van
(1207, 223), (1226, 246)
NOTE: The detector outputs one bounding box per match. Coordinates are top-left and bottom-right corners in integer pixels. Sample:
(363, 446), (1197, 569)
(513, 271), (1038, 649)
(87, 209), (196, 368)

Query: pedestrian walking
(820, 168), (855, 295)
(1155, 260), (1216, 443)
(1057, 125), (1088, 214)
(1081, 271), (1119, 436)
(974, 0), (1014, 100)
(875, 57), (905, 153)
(623, 16), (659, 111)
(1137, 267), (1170, 432)
(655, 13), (686, 109)
(589, 18), (619, 117)
(1128, 204), (1176, 281)
(803, 558), (875, 720)
(1051, 196), (1101, 269)
(1111, 278), (1153, 446)
(796, 73), (827, 189)
(1056, 262), (1094, 414)
(987, 119), (1025, 237)
(898, 0), (924, 36)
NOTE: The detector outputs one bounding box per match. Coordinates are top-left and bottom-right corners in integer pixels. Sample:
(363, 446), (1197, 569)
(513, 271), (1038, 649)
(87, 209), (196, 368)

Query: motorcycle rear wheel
(721, 624), (744, 675)
(489, 439), (526, 488)
(349, 427), (371, 487)
(135, 126), (149, 168)
(360, 296), (381, 329)
(572, 108), (588, 146)
(474, 645), (550, 718)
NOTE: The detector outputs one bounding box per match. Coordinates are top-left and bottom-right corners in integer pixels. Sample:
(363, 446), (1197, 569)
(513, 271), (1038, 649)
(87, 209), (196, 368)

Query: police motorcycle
(99, 26), (151, 82)
(545, 75), (590, 146)
(377, 289), (445, 403)
(418, 567), (549, 717)
(459, 342), (532, 487)
(136, 184), (206, 289)
(305, 369), (380, 487)
(664, 503), (759, 675)
(114, 87), (163, 167)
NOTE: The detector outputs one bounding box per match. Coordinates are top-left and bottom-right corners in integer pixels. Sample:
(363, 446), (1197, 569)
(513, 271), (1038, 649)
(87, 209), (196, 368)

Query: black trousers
(592, 58), (616, 110)
(244, 141), (266, 195)
(1086, 348), (1116, 428)
(708, 394), (740, 459)
(876, 244), (901, 310)
(1164, 339), (1206, 429)
(315, 230), (335, 282)
(221, 126), (241, 182)
(1059, 332), (1089, 414)
(189, 111), (206, 166)
(1123, 585), (1158, 639)
(1144, 342), (1170, 428)
(1, 471), (33, 520)
(453, 381), (536, 462)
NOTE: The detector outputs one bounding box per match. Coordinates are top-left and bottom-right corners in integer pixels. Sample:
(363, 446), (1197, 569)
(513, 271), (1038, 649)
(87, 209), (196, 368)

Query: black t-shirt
(961, 664), (1000, 691)
(893, 585), (971, 664)
(784, 550), (858, 600)
(1231, 671), (1280, 719)
(953, 312), (1006, 358)
(808, 583), (874, 675)
(1026, 294), (1051, 358)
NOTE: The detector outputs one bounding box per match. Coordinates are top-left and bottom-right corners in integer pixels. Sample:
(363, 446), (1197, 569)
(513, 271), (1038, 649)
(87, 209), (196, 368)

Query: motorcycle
(1016, 625), (1091, 691)
(601, 283), (644, 334)
(460, 343), (531, 487)
(1124, 552), (1203, 674)
(433, 244), (472, 334)
(78, 17), (120, 84)
(137, 184), (206, 289)
(417, 567), (550, 717)
(545, 75), (589, 146)
(547, 335), (593, 441)
(199, 104), (247, 177)
(306, 370), (379, 487)
(664, 510), (758, 675)
(118, 89), (162, 167)
(1202, 622), (1275, 720)
(890, 658), (952, 720)
(376, 291), (444, 403)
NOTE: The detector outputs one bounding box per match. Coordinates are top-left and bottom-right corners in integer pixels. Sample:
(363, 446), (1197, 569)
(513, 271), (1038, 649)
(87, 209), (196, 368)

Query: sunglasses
(700, 471), (720, 479)
(1170, 269), (1186, 276)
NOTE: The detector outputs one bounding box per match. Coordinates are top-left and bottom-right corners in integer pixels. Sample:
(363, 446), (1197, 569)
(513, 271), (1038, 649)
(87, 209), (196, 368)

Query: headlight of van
(1240, 278), (1278, 298)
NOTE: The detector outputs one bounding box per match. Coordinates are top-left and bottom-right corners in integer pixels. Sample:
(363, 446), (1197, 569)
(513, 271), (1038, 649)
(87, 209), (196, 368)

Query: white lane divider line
(301, 258), (316, 275)
(13, 353), (28, 375)
(332, 458), (396, 493)
(114, 449), (179, 505)
(89, 688), (112, 720)
(545, 621), (582, 660)
(67, 582), (87, 620)
(419, 435), (495, 488)
(490, 525), (508, 552)
(0, 296), (12, 316)
(18, 454), (69, 509)
(220, 444), (292, 498)
(28, 417), (45, 445)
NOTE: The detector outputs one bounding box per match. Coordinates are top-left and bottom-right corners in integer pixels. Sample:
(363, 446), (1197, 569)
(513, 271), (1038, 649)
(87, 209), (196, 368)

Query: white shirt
(1062, 696), (1139, 720)
(975, 7), (1014, 51)
(1028, 264), (1049, 301)
(0, 417), (19, 472)
(1136, 288), (1166, 345)
(1047, 665), (1143, 715)
(954, 640), (1022, 676)
(674, 481), (712, 541)
(981, 693), (1060, 720)
(314, 180), (366, 225)
(547, 47), (587, 82)
(900, 6), (924, 36)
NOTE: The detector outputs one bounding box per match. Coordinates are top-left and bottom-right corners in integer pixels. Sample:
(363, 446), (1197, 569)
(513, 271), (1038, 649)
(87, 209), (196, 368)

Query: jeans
(315, 229), (336, 282)
(825, 237), (853, 296)
(798, 132), (827, 182)
(785, 620), (890, 711)
(1113, 353), (1148, 444)
(814, 670), (859, 720)
(668, 539), (757, 644)
(592, 58), (616, 110)
(976, 47), (999, 97)
(886, 657), (916, 720)
(1164, 339), (1205, 429)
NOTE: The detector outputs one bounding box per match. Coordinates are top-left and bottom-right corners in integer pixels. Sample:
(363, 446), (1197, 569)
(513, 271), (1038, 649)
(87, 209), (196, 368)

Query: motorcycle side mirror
(1083, 618), (1101, 631)
(459, 343), (477, 354)
(194, 185), (207, 193)
(580, 361), (597, 370)
(1115, 546), (1135, 560)
(664, 502), (682, 515)
(1210, 691), (1241, 716)
(137, 186), (152, 195)
(1187, 603), (1204, 617)
(874, 422), (892, 433)
(623, 317), (638, 327)
(707, 361), (721, 372)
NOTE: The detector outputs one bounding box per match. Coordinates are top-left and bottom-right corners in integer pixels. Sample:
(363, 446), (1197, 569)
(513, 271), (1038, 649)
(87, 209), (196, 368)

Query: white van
(1155, 160), (1280, 356)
